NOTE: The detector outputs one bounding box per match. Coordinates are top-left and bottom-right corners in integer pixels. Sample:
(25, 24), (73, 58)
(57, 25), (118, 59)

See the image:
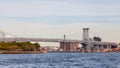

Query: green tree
(33, 43), (41, 51)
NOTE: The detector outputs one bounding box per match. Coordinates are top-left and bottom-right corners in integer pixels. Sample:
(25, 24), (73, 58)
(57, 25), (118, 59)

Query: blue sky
(0, 0), (120, 43)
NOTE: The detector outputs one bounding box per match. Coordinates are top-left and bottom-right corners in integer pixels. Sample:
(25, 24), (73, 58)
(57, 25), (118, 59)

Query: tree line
(0, 41), (41, 51)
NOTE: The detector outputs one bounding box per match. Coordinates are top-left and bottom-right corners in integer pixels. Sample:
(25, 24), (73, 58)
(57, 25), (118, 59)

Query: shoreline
(0, 50), (119, 54)
(0, 51), (47, 54)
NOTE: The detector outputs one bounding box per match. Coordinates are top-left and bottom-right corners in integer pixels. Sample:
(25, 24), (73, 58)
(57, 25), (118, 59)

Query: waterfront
(0, 52), (120, 68)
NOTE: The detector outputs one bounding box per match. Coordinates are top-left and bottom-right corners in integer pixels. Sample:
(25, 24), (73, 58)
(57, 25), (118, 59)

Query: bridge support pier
(59, 42), (79, 52)
(108, 45), (111, 50)
(81, 43), (93, 52)
(92, 45), (101, 52)
(99, 45), (104, 52)
(106, 45), (112, 51)
(97, 45), (100, 52)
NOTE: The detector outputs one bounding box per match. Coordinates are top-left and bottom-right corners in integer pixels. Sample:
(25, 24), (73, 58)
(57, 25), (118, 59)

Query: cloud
(0, 0), (120, 43)
(0, 16), (120, 25)
(0, 0), (120, 17)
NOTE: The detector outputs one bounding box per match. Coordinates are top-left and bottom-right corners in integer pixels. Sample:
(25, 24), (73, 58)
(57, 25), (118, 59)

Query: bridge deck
(0, 38), (117, 46)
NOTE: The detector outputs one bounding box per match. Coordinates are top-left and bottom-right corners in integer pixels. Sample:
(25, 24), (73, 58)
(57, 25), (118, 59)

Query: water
(0, 52), (120, 68)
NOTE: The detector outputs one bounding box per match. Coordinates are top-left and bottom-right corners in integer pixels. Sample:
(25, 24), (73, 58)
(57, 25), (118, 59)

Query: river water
(0, 52), (120, 68)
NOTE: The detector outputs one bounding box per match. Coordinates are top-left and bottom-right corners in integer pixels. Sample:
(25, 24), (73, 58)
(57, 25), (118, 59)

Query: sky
(0, 0), (120, 43)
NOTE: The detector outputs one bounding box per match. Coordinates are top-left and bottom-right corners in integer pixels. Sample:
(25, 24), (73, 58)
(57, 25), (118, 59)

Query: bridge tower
(82, 28), (89, 41)
(82, 28), (92, 52)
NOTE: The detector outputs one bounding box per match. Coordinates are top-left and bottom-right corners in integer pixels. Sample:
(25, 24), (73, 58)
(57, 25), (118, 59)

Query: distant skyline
(0, 0), (120, 43)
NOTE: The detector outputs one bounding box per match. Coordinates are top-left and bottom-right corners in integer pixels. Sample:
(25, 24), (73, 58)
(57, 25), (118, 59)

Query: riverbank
(0, 51), (47, 54)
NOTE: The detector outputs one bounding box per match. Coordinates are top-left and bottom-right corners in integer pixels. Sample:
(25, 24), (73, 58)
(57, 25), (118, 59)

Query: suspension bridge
(0, 28), (118, 52)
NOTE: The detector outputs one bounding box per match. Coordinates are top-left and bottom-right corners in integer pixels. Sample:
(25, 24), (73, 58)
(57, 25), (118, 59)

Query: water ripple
(0, 53), (120, 68)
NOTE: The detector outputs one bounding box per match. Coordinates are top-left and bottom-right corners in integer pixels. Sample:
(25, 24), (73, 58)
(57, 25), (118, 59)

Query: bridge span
(0, 37), (118, 52)
(0, 28), (118, 52)
(0, 37), (117, 46)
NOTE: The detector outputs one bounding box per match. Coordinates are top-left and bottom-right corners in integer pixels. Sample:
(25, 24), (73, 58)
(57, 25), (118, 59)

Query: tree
(33, 43), (41, 51)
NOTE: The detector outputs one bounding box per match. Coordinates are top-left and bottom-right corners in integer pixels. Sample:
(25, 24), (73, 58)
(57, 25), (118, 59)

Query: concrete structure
(59, 42), (79, 52)
(82, 28), (92, 52)
(59, 35), (79, 52)
(81, 28), (117, 52)
(83, 28), (89, 41)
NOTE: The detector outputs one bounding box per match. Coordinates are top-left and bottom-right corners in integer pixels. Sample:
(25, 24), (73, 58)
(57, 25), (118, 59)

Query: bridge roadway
(0, 37), (117, 46)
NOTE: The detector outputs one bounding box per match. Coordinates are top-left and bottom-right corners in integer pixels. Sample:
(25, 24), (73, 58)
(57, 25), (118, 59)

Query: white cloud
(0, 0), (120, 43)
(0, 0), (120, 17)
